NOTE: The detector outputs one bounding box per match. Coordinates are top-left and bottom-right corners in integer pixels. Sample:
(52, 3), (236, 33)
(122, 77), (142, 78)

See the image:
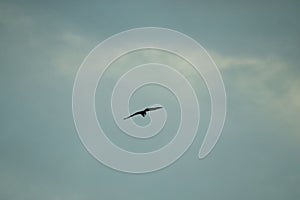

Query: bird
(123, 106), (163, 120)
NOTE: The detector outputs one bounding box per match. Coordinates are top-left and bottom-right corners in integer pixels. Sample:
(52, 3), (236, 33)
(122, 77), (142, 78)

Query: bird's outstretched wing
(123, 111), (143, 120)
(123, 106), (163, 120)
(145, 106), (163, 111)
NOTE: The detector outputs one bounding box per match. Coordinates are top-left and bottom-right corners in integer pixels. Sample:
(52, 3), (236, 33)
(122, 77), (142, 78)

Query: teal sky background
(1, 0), (300, 199)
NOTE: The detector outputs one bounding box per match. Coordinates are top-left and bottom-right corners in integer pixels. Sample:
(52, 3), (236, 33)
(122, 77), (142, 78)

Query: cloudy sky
(0, 0), (299, 199)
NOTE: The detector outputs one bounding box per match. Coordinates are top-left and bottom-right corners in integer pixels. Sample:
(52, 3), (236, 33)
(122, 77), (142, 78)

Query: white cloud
(0, 1), (96, 78)
(51, 32), (96, 77)
(0, 3), (34, 28)
(210, 51), (300, 134)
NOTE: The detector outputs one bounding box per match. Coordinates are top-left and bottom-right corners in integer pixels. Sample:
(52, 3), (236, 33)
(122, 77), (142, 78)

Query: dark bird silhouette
(123, 106), (163, 120)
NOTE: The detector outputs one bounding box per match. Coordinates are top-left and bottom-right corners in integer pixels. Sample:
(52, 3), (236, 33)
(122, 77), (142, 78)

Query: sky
(0, 0), (300, 199)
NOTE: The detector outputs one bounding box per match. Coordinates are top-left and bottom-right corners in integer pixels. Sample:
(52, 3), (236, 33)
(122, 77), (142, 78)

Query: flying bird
(123, 106), (163, 120)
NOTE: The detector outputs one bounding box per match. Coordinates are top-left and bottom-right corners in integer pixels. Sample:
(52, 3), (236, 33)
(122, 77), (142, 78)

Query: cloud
(50, 32), (96, 77)
(0, 2), (33, 29)
(0, 1), (97, 79)
(211, 51), (300, 135)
